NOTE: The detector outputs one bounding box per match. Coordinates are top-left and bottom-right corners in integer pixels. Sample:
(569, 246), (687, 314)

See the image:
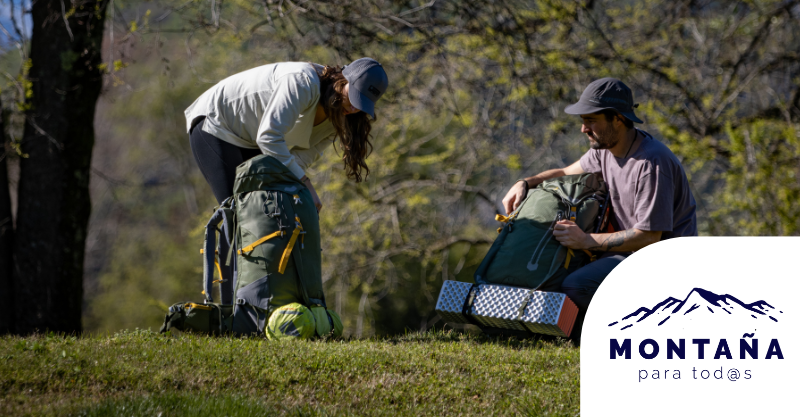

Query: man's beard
(588, 122), (620, 150)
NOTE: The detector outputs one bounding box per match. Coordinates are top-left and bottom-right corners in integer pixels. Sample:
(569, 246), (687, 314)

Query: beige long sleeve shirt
(184, 62), (336, 179)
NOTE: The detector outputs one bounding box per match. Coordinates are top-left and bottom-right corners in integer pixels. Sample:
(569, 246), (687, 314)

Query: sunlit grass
(0, 329), (579, 416)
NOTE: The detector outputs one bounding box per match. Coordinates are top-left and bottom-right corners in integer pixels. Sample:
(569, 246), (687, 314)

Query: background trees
(2, 0), (798, 335)
(2, 0), (109, 334)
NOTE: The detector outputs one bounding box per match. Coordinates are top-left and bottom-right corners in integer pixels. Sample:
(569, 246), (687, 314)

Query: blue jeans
(560, 254), (627, 342)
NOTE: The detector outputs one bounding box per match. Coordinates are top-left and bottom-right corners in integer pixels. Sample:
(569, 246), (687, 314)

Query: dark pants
(560, 254), (627, 343)
(189, 117), (261, 204)
(190, 118), (261, 303)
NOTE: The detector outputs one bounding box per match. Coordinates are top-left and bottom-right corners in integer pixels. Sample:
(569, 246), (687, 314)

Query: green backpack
(161, 155), (336, 337)
(474, 173), (609, 291)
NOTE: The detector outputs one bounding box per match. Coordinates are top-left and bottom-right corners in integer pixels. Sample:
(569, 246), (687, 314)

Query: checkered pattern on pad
(435, 280), (578, 337)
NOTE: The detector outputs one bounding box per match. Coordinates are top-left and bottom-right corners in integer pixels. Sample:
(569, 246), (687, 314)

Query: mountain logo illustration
(607, 288), (783, 331)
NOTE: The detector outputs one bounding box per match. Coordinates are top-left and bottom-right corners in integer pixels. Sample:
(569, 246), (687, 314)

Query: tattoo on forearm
(589, 229), (636, 251)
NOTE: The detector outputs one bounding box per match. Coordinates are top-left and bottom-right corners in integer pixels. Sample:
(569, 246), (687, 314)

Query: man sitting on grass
(501, 78), (698, 341)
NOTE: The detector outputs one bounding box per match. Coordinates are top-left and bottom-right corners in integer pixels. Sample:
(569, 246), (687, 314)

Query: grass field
(0, 329), (580, 416)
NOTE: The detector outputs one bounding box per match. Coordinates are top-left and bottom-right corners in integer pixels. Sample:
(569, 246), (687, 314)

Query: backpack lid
(539, 173), (607, 206)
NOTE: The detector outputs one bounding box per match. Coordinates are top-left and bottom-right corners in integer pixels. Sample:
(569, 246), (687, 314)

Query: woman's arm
(300, 175), (323, 212)
(293, 136), (334, 212)
(256, 73), (318, 180)
(291, 137), (335, 174)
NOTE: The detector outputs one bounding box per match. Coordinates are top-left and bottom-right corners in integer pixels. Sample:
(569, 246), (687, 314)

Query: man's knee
(560, 255), (626, 310)
(561, 278), (597, 311)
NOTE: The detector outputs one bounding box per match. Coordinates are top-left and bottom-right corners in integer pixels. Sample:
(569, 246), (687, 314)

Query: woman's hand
(302, 176), (323, 212)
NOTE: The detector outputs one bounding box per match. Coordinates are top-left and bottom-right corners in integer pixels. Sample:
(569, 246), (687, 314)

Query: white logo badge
(581, 237), (798, 416)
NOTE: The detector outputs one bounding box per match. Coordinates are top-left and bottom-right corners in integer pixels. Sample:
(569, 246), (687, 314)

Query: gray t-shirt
(579, 129), (697, 239)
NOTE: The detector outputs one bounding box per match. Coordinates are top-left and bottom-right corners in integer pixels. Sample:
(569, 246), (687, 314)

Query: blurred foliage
(72, 0), (800, 336)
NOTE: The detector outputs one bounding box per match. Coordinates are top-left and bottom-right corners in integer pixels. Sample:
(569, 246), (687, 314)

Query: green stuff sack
(310, 306), (332, 337)
(310, 306), (344, 338)
(327, 309), (343, 338)
(266, 303), (317, 340)
(475, 173), (608, 291)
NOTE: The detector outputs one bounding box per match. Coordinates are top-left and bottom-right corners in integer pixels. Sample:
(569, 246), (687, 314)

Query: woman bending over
(185, 58), (389, 210)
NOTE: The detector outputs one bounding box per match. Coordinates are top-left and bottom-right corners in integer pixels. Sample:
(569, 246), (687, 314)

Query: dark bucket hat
(564, 78), (643, 123)
(343, 58), (388, 118)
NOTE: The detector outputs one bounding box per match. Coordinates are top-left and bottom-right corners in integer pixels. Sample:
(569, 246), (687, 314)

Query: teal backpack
(474, 173), (609, 291)
(161, 155), (337, 338)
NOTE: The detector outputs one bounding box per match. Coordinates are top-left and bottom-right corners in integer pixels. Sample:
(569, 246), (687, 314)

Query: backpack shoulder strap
(202, 198), (235, 303)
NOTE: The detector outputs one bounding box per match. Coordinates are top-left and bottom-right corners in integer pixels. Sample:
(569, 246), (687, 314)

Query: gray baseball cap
(564, 78), (643, 123)
(343, 58), (388, 118)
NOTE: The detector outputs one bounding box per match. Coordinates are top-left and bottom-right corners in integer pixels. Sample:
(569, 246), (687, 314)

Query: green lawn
(0, 329), (579, 416)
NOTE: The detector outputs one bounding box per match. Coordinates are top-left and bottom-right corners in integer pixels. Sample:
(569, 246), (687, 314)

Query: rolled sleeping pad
(435, 280), (579, 337)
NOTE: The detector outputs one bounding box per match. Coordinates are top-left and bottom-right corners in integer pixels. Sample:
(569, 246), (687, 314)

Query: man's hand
(501, 181), (528, 214)
(553, 220), (589, 249)
(554, 221), (662, 252)
(501, 162), (586, 215)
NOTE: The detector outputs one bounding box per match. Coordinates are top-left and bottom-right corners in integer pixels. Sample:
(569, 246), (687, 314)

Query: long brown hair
(316, 65), (373, 183)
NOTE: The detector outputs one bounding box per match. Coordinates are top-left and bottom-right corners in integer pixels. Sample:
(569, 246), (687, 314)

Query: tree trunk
(0, 108), (12, 335)
(13, 0), (108, 334)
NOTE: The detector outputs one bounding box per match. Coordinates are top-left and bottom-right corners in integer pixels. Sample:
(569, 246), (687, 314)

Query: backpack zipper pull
(294, 218), (307, 248)
(293, 194), (302, 205)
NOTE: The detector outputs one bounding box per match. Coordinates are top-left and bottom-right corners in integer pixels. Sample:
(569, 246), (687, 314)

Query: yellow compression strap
(214, 259), (222, 281)
(495, 214), (513, 223)
(185, 303), (212, 311)
(200, 249), (224, 283)
(565, 249), (598, 269)
(239, 230), (283, 255)
(278, 217), (303, 274)
(495, 213), (519, 233)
